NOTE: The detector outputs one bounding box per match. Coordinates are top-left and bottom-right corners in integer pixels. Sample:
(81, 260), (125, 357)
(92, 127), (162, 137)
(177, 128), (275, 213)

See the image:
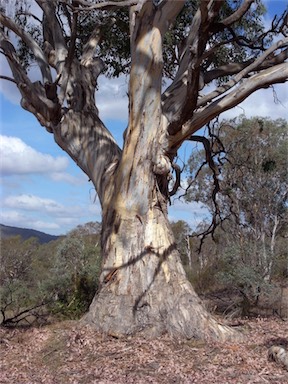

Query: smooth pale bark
(1, 0), (287, 341)
(82, 2), (238, 341)
(85, 182), (236, 340)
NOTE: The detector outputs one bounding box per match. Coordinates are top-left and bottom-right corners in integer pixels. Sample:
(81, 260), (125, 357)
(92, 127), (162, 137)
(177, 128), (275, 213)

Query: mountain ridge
(0, 223), (60, 244)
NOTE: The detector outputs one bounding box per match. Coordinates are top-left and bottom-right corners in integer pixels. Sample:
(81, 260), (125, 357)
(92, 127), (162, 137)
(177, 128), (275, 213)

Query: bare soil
(1, 316), (287, 383)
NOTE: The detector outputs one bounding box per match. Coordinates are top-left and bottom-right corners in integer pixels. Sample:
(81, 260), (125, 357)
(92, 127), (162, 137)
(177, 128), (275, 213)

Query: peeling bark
(85, 195), (238, 341)
(1, 0), (287, 341)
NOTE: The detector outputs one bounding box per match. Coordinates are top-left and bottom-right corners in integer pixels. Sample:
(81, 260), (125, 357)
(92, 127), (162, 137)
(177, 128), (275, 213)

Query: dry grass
(1, 317), (288, 383)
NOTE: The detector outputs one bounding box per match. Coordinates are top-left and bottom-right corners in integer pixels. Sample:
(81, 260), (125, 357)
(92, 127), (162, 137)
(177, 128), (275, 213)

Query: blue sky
(0, 0), (287, 235)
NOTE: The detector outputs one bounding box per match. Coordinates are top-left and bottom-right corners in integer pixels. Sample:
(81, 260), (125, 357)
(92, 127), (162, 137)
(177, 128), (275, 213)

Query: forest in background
(1, 116), (287, 327)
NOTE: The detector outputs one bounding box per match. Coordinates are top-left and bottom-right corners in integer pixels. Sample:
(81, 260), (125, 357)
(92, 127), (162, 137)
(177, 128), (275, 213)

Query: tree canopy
(1, 1), (287, 152)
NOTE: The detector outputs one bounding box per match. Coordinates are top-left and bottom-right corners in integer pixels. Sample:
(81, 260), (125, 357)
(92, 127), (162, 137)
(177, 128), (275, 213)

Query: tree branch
(198, 38), (288, 108)
(64, 0), (138, 11)
(204, 47), (288, 84)
(169, 163), (181, 197)
(155, 0), (185, 32)
(0, 75), (17, 84)
(221, 0), (254, 27)
(35, 0), (68, 67)
(81, 25), (102, 66)
(169, 62), (288, 149)
(1, 301), (49, 327)
(187, 134), (223, 252)
(162, 1), (224, 133)
(15, 11), (42, 24)
(0, 12), (52, 83)
(0, 30), (61, 130)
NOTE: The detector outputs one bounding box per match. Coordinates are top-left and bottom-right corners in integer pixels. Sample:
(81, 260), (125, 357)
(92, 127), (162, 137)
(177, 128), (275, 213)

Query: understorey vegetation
(1, 219), (287, 327)
(0, 222), (102, 326)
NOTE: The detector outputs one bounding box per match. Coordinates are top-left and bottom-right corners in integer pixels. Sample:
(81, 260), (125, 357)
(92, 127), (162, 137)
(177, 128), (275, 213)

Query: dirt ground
(1, 316), (288, 384)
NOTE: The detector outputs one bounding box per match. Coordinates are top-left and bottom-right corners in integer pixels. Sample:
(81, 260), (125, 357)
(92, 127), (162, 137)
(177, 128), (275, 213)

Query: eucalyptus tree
(0, 0), (287, 340)
(186, 117), (288, 281)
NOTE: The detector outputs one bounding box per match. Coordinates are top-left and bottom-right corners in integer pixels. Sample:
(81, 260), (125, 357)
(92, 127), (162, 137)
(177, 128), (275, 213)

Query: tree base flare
(83, 209), (243, 342)
(82, 285), (241, 342)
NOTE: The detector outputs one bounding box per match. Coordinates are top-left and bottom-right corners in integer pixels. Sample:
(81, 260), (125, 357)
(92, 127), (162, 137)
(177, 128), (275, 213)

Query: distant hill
(0, 224), (60, 244)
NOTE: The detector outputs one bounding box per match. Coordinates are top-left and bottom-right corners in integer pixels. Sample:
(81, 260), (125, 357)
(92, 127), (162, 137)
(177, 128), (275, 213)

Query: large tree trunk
(83, 2), (238, 341)
(53, 94), (237, 340)
(84, 193), (237, 340)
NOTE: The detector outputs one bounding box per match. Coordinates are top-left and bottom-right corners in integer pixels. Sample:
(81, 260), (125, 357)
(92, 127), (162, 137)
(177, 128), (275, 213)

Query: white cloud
(50, 172), (87, 185)
(0, 210), (60, 231)
(1, 194), (101, 234)
(0, 135), (69, 176)
(3, 194), (66, 214)
(97, 75), (128, 122)
(0, 210), (27, 224)
(221, 85), (288, 121)
(3, 194), (82, 217)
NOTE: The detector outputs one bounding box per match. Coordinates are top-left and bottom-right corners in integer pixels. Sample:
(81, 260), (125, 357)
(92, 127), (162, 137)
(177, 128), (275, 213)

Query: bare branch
(66, 3), (78, 69)
(187, 134), (223, 252)
(155, 0), (185, 32)
(81, 25), (102, 65)
(63, 0), (138, 11)
(0, 31), (30, 85)
(0, 75), (17, 84)
(15, 11), (42, 24)
(0, 30), (61, 130)
(188, 135), (220, 202)
(221, 0), (254, 27)
(199, 38), (288, 108)
(204, 47), (288, 84)
(169, 163), (181, 197)
(163, 1), (225, 132)
(0, 12), (52, 83)
(35, 0), (68, 66)
(169, 62), (288, 149)
(1, 301), (49, 327)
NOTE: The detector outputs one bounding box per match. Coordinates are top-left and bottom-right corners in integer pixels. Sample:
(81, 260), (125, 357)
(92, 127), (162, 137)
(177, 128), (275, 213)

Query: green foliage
(183, 118), (287, 315)
(214, 242), (283, 316)
(1, 0), (273, 80)
(186, 116), (288, 247)
(185, 263), (219, 294)
(0, 224), (102, 325)
(0, 236), (44, 325)
(184, 232), (286, 316)
(42, 233), (102, 319)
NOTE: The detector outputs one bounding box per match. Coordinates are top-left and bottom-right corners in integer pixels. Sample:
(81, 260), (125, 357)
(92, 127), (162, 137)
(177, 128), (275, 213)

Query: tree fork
(81, 1), (241, 341)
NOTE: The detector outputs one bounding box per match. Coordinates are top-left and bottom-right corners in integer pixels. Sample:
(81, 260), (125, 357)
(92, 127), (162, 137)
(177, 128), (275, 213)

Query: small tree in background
(0, 236), (42, 325)
(0, 224), (102, 325)
(185, 117), (288, 314)
(171, 220), (192, 267)
(45, 231), (102, 319)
